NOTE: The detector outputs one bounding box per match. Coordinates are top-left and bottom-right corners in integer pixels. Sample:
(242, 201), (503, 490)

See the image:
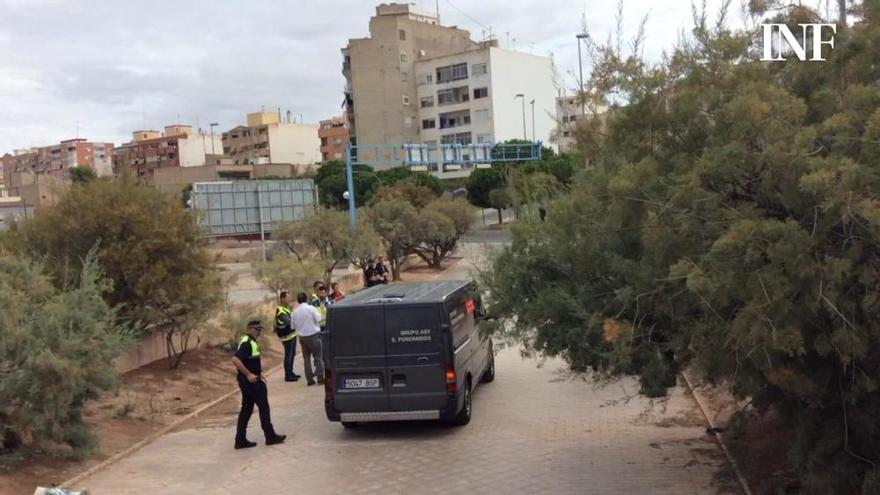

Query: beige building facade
(343, 3), (479, 152)
(222, 111), (321, 166)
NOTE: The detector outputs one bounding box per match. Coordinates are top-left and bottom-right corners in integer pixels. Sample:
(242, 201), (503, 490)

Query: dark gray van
(324, 280), (494, 427)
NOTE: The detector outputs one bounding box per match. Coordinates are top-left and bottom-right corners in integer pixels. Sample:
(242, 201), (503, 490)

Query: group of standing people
(231, 280), (346, 450)
(364, 256), (390, 287)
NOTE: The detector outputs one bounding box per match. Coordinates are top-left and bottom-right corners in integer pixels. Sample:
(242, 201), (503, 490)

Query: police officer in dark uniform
(231, 320), (286, 449)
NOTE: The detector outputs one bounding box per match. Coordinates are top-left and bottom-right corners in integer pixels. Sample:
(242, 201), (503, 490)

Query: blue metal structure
(345, 141), (542, 229)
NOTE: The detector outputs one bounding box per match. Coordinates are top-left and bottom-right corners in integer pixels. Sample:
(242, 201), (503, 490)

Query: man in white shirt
(292, 292), (324, 386)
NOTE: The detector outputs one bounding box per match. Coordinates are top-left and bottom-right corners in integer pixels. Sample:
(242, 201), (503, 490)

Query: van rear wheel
(451, 382), (472, 426)
(481, 344), (495, 383)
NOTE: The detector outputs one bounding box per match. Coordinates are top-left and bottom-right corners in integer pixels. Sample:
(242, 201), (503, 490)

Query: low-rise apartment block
(1, 138), (113, 187)
(222, 111), (321, 166)
(112, 125), (222, 178)
(319, 116), (349, 162)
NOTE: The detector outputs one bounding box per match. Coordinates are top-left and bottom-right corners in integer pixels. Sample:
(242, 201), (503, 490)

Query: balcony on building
(438, 110), (471, 130)
(437, 86), (469, 107)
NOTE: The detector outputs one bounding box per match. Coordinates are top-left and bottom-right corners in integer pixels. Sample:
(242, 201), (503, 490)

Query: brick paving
(73, 243), (738, 494)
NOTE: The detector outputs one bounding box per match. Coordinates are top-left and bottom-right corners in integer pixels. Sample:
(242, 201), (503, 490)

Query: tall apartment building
(342, 3), (479, 150)
(319, 116), (349, 162)
(344, 3), (557, 176)
(222, 111), (321, 165)
(112, 125), (223, 178)
(1, 138), (114, 187)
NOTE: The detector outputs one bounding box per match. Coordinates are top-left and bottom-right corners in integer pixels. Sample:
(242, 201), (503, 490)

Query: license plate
(343, 378), (380, 389)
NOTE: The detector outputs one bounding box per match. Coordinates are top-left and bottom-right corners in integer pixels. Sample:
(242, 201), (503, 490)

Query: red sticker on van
(465, 298), (476, 315)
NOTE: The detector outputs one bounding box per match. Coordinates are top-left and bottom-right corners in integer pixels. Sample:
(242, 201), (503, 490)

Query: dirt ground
(0, 345), (282, 495)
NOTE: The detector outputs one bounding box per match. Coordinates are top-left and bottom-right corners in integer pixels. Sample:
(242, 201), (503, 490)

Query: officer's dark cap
(247, 320), (263, 330)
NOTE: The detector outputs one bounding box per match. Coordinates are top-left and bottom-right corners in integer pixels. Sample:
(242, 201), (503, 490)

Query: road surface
(73, 239), (736, 494)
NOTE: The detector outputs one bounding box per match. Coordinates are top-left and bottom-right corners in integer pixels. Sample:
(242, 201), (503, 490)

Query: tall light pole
(529, 99), (536, 141)
(576, 33), (589, 116)
(515, 94), (526, 140)
(209, 122), (219, 155)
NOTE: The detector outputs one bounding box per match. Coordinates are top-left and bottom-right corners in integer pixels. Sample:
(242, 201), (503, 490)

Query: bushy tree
(366, 200), (419, 281)
(466, 167), (506, 224)
(315, 160), (380, 208)
(253, 254), (323, 297)
(482, 2), (880, 492)
(0, 253), (130, 458)
(69, 166), (96, 184)
(4, 177), (220, 368)
(370, 183), (437, 209)
(274, 208), (353, 284)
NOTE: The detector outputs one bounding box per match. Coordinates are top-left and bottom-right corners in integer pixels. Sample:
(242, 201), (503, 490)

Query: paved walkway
(73, 242), (737, 494)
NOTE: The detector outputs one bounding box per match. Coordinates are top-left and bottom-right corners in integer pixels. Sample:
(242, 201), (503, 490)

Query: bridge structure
(344, 141), (542, 229)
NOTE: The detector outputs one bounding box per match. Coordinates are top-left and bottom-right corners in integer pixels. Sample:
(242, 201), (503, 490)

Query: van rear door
(330, 307), (389, 412)
(384, 304), (448, 411)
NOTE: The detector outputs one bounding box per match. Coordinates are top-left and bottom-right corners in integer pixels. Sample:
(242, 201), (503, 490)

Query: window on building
(400, 53), (407, 63)
(321, 137), (328, 146)
(473, 87), (488, 99)
(436, 62), (468, 83)
(563, 131), (571, 137)
(570, 115), (578, 121)
(401, 71), (408, 82)
(472, 63), (488, 76)
(402, 94), (410, 105)
(422, 119), (436, 129)
(399, 29), (406, 40)
(476, 133), (492, 144)
(420, 96), (435, 108)
(440, 131), (472, 145)
(561, 116), (569, 123)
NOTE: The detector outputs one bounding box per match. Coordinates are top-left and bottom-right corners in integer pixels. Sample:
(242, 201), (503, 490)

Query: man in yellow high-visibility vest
(274, 291), (300, 382)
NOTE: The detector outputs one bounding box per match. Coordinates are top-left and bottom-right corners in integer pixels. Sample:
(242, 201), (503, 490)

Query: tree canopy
(482, 2), (880, 492)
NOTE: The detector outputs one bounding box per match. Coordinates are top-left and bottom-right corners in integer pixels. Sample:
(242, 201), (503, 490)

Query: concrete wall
(488, 47), (557, 149)
(178, 133), (223, 167)
(268, 123), (321, 165)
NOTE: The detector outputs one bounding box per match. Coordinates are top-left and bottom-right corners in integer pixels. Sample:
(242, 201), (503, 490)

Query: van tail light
(445, 367), (457, 393)
(324, 369), (334, 400)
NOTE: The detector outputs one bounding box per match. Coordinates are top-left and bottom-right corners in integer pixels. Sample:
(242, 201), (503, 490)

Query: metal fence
(191, 179), (317, 237)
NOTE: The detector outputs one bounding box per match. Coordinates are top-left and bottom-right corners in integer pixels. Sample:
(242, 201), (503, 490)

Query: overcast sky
(0, 0), (751, 153)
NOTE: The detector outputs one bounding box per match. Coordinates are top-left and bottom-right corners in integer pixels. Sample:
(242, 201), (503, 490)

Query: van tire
(481, 344), (495, 383)
(341, 422), (358, 429)
(451, 381), (472, 426)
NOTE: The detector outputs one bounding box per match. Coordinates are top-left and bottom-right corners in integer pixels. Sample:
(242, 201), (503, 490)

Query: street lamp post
(530, 99), (536, 141)
(209, 122), (219, 155)
(576, 33), (589, 117)
(515, 94), (526, 140)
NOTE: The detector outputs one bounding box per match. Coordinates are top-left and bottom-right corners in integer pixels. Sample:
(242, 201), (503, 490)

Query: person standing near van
(232, 320), (286, 449)
(274, 291), (299, 382)
(293, 292), (324, 386)
(364, 259), (377, 287)
(329, 282), (345, 302)
(375, 256), (390, 284)
(310, 284), (333, 330)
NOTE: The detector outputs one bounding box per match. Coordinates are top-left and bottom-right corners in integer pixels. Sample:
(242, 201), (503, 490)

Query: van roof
(334, 280), (472, 306)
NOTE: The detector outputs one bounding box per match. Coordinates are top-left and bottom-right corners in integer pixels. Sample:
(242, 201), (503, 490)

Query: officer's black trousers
(236, 379), (276, 442)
